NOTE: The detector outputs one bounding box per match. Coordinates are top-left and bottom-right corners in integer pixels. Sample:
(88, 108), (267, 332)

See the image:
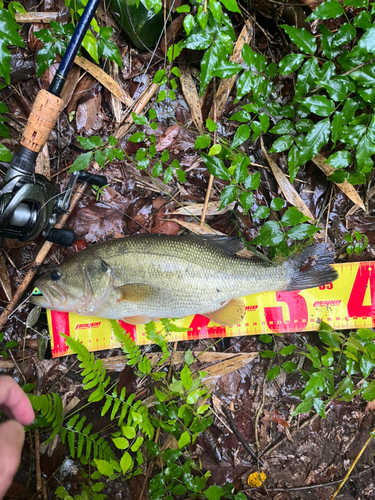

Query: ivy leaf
(97, 35), (122, 68)
(68, 151), (93, 172)
(307, 0), (344, 20)
(281, 25), (317, 55)
(231, 124), (250, 148)
(279, 53), (305, 75)
(213, 60), (242, 78)
(251, 221), (284, 247)
(300, 96), (335, 117)
(220, 185), (238, 210)
(218, 0), (241, 13)
(326, 151), (352, 169)
(201, 153), (231, 180)
(200, 37), (225, 95)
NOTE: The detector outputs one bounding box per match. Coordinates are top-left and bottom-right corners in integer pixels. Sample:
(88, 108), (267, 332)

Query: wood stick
(0, 183), (87, 331)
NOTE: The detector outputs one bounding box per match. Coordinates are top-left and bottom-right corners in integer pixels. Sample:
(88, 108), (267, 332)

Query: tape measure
(46, 261), (375, 358)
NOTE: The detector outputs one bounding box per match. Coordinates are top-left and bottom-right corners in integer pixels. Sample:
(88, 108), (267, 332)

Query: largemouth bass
(31, 235), (338, 326)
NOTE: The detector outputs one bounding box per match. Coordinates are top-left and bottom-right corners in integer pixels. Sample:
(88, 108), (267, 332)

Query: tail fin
(285, 244), (338, 292)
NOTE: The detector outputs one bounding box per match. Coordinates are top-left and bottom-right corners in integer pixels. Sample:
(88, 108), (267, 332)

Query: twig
(254, 358), (273, 455)
(137, 427), (160, 500)
(34, 428), (47, 500)
(330, 428), (375, 500)
(201, 77), (216, 227)
(0, 183), (87, 331)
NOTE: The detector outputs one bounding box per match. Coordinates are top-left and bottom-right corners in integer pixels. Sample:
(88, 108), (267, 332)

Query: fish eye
(50, 269), (61, 281)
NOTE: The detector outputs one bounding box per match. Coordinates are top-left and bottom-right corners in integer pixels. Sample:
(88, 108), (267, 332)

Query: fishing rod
(0, 0), (108, 247)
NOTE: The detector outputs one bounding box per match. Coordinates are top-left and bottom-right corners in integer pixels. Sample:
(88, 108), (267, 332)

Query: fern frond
(61, 334), (110, 403)
(29, 393), (63, 442)
(110, 320), (141, 366)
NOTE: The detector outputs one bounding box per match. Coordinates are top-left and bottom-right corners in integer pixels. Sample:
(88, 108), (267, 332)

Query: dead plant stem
(201, 77), (216, 226)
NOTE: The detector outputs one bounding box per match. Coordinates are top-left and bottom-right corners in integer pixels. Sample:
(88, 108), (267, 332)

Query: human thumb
(0, 420), (25, 500)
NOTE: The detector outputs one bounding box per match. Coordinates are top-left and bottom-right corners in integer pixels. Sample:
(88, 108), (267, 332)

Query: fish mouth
(30, 281), (66, 309)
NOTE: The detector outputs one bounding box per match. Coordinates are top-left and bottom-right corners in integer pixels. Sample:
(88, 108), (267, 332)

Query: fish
(30, 234), (338, 326)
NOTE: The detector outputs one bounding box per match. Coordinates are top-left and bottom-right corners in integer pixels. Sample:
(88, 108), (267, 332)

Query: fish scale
(31, 235), (338, 325)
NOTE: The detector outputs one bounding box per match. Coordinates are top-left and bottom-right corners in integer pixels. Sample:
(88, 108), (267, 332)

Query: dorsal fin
(195, 235), (244, 255)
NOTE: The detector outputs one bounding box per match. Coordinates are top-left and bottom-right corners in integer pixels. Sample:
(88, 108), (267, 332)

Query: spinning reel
(0, 0), (107, 247)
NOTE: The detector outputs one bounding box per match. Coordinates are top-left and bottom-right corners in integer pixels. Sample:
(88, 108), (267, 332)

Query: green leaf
(0, 143), (12, 162)
(128, 132), (146, 143)
(36, 42), (56, 78)
(203, 486), (225, 500)
(281, 207), (310, 226)
(254, 206), (270, 219)
(183, 32), (212, 50)
(122, 426), (136, 439)
(279, 53), (305, 75)
(176, 4), (190, 11)
(267, 365), (281, 381)
(259, 113), (270, 133)
(360, 353), (375, 377)
(209, 144), (222, 155)
(120, 451), (133, 474)
(313, 397), (326, 418)
(300, 96), (335, 117)
(178, 431), (191, 448)
(209, 0), (222, 21)
(269, 135), (294, 153)
(244, 171), (260, 190)
(270, 197), (285, 211)
(95, 459), (114, 477)
(259, 334), (273, 343)
(259, 350), (276, 358)
(220, 185), (238, 209)
(302, 372), (325, 399)
(234, 158), (249, 183)
(201, 153), (231, 180)
(132, 112), (148, 125)
(82, 30), (98, 63)
(232, 124), (250, 148)
(195, 134), (211, 149)
(287, 223), (319, 240)
(0, 9), (24, 83)
(295, 58), (319, 98)
(242, 44), (267, 72)
(164, 166), (173, 183)
(280, 345), (297, 356)
(218, 0), (240, 12)
(239, 191), (254, 212)
(113, 437), (129, 449)
(213, 60), (242, 78)
(78, 136), (103, 150)
(282, 361), (297, 373)
(185, 349), (194, 366)
(181, 364), (193, 390)
(269, 120), (294, 134)
(200, 37), (226, 94)
(358, 26), (375, 53)
(319, 78), (355, 102)
(68, 151), (93, 172)
(293, 397), (313, 415)
(206, 118), (217, 132)
(307, 0), (344, 20)
(252, 221), (284, 247)
(281, 25), (317, 55)
(326, 151), (352, 169)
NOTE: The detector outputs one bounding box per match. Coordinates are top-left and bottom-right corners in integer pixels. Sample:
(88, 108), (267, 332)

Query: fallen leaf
(180, 65), (204, 134)
(171, 201), (236, 216)
(156, 124), (181, 152)
(76, 84), (102, 132)
(67, 73), (97, 115)
(0, 250), (12, 301)
(312, 154), (365, 211)
(60, 65), (81, 109)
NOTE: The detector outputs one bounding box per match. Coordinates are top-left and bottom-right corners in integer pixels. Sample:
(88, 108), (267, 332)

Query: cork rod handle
(20, 90), (64, 153)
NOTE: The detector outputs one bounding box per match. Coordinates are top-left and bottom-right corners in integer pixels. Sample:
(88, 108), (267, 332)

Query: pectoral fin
(116, 284), (156, 302)
(204, 298), (245, 326)
(121, 315), (153, 325)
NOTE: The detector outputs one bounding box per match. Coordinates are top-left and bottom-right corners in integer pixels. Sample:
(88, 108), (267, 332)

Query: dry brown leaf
(209, 20), (253, 120)
(171, 201), (235, 216)
(312, 154), (366, 211)
(179, 66), (204, 134)
(67, 73), (96, 115)
(0, 359), (14, 369)
(95, 3), (119, 30)
(169, 219), (254, 257)
(261, 137), (315, 221)
(60, 65), (81, 110)
(35, 143), (50, 180)
(16, 12), (59, 23)
(107, 60), (123, 123)
(203, 353), (258, 393)
(74, 55), (133, 107)
(0, 250), (12, 301)
(102, 351), (253, 371)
